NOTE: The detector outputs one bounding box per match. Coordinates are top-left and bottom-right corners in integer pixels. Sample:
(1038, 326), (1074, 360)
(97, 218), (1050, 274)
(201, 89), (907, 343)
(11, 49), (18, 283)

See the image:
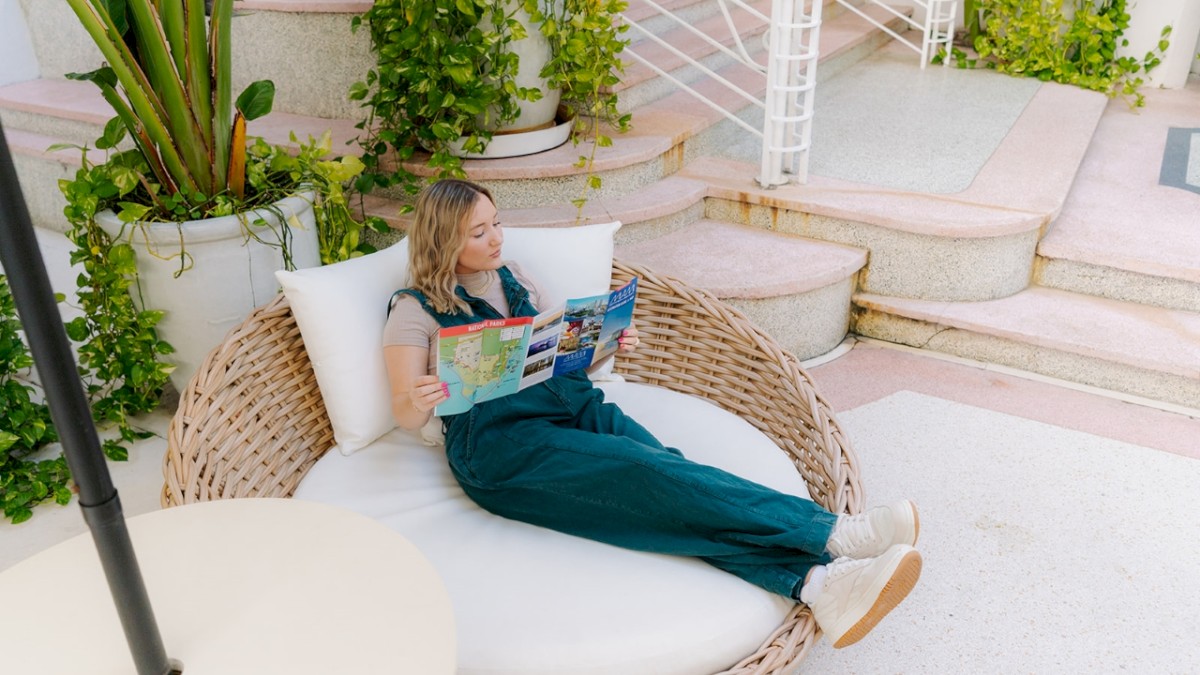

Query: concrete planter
(448, 1), (568, 159)
(1119, 0), (1200, 89)
(448, 109), (573, 159)
(96, 193), (320, 392)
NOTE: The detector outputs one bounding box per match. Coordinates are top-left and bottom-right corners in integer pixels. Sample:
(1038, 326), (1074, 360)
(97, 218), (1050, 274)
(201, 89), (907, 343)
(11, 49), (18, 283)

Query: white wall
(0, 0), (38, 86)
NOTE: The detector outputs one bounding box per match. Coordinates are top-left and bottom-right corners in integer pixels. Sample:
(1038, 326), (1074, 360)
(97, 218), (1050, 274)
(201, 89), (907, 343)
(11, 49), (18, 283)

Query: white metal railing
(620, 0), (822, 187)
(835, 0), (957, 66)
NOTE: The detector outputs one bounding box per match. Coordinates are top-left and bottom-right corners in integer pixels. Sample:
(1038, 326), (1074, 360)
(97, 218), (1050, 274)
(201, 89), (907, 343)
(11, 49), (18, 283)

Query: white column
(0, 0), (39, 85)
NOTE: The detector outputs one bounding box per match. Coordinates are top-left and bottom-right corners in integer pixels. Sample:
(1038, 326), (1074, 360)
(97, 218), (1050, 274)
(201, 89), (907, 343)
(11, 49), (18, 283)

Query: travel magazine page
(435, 278), (638, 416)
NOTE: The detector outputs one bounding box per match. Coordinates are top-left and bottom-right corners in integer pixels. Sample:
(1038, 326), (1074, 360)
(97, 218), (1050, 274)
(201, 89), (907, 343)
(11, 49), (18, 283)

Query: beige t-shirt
(383, 261), (546, 374)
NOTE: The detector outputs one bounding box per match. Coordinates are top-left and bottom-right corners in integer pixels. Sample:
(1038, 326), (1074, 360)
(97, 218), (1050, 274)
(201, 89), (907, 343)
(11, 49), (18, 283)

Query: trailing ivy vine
(529, 0), (632, 209)
(0, 275), (70, 524)
(60, 144), (173, 464)
(55, 128), (386, 476)
(940, 0), (1170, 108)
(350, 0), (630, 209)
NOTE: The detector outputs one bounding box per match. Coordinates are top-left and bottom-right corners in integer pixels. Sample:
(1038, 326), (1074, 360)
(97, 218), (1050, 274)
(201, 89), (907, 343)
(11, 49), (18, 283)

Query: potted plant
(350, 0), (632, 208)
(943, 0), (1170, 108)
(57, 0), (384, 455)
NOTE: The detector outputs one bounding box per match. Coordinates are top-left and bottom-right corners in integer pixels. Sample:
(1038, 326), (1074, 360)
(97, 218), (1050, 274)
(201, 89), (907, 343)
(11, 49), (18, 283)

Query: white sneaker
(826, 499), (920, 559)
(808, 544), (922, 649)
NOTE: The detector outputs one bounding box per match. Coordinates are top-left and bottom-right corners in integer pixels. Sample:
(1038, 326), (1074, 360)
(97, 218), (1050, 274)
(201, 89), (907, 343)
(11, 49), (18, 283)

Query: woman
(383, 179), (923, 649)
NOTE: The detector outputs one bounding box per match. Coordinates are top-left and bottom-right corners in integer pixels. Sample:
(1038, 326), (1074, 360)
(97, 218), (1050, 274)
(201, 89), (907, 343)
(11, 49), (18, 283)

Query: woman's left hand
(617, 325), (640, 353)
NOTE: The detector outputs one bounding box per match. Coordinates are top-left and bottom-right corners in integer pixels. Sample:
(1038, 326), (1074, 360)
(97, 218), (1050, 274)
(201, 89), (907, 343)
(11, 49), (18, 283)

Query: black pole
(0, 123), (175, 674)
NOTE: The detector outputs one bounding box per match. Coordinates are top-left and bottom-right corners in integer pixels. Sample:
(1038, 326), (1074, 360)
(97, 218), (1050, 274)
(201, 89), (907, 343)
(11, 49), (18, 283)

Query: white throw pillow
(276, 221), (622, 455)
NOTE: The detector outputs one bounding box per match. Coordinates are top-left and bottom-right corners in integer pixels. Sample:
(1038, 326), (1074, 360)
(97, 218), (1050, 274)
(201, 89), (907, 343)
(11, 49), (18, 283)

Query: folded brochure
(435, 277), (638, 416)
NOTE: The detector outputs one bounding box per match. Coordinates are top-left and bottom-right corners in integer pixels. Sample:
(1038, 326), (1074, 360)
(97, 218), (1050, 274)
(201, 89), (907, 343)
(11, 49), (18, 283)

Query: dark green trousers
(444, 370), (836, 599)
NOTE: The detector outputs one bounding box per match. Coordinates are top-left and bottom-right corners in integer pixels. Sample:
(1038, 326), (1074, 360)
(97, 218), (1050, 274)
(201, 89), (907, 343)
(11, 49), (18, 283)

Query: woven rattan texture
(162, 259), (864, 675)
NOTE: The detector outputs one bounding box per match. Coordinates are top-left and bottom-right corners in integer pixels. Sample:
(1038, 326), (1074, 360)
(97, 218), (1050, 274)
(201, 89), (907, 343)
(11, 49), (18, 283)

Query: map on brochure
(435, 277), (638, 416)
(436, 317), (532, 415)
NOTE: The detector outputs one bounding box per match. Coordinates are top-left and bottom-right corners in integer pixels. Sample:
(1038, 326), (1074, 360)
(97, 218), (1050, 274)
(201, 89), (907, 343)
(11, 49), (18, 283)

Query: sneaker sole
(909, 501), (921, 546)
(831, 549), (923, 649)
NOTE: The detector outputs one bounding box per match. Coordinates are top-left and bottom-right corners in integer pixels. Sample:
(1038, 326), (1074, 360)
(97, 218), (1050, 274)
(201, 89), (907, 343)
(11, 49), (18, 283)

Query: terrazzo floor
(806, 42), (1042, 194)
(5, 339), (1199, 675)
(797, 383), (1200, 673)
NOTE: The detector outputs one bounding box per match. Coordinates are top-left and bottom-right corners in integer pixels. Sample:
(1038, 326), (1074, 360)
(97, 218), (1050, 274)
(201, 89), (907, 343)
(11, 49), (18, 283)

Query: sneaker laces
(825, 556), (871, 581)
(827, 514), (883, 557)
(808, 557), (870, 602)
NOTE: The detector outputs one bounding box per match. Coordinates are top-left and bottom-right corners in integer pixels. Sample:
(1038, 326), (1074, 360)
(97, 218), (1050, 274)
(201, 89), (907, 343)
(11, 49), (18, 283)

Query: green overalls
(395, 266), (837, 599)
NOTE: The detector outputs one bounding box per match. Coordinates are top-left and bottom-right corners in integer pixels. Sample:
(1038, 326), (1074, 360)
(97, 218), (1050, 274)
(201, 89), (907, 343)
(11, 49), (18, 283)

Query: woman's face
(454, 194), (503, 275)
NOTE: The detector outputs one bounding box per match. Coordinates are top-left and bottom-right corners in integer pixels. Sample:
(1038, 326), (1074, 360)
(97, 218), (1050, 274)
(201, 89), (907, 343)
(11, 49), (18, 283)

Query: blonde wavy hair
(407, 179), (495, 315)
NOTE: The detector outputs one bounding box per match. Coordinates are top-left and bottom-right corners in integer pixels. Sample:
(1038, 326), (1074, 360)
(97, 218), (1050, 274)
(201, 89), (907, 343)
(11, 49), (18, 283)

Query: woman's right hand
(409, 374), (450, 414)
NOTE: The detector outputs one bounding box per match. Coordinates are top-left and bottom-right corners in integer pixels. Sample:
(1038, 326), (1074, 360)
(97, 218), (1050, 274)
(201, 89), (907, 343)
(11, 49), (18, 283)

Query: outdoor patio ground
(3, 47), (1199, 675)
(4, 337), (1199, 672)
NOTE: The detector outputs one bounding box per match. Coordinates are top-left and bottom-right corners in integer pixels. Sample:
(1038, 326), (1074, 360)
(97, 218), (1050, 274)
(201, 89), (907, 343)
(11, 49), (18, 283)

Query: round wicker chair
(162, 259), (865, 674)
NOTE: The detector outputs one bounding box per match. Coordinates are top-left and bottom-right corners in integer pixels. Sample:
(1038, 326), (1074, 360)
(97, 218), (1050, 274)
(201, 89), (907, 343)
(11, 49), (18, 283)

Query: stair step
(617, 218), (866, 298)
(679, 73), (1108, 303)
(854, 287), (1200, 408)
(5, 128), (79, 234)
(1035, 84), (1200, 314)
(0, 78), (362, 156)
(236, 1), (371, 10)
(616, 1), (909, 112)
(623, 0), (721, 35)
(616, 0), (772, 97)
(616, 219), (868, 359)
(360, 175), (709, 236)
(1036, 256), (1200, 315)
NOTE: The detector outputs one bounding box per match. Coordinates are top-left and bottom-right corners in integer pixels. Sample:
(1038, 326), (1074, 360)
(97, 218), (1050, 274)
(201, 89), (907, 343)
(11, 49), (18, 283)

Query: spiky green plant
(63, 0), (275, 208)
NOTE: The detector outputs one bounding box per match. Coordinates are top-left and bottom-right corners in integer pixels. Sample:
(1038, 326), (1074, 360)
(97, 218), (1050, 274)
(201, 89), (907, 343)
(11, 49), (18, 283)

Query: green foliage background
(947, 0), (1170, 107)
(0, 276), (69, 524)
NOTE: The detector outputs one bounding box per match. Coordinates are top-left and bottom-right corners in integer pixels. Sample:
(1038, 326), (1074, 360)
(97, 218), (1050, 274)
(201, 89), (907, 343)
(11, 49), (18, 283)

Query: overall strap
(497, 265), (539, 319)
(388, 265), (540, 329)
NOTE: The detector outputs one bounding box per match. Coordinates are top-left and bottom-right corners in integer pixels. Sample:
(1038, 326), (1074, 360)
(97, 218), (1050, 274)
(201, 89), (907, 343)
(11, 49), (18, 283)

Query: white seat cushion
(294, 381), (814, 674)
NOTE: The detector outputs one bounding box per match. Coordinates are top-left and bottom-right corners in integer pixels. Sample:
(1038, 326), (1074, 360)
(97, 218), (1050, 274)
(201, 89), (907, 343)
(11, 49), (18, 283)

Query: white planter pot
(457, 0), (563, 145)
(1118, 0), (1200, 89)
(96, 193), (320, 392)
(495, 2), (562, 133)
(447, 108), (573, 159)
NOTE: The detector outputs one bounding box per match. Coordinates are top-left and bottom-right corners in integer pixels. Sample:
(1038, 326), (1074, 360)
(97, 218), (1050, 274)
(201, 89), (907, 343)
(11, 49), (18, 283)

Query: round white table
(0, 498), (456, 673)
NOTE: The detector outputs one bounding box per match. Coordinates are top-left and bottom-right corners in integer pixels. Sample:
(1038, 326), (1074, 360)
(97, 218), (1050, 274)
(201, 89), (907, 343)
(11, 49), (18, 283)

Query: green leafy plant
(59, 143), (175, 463)
(938, 0), (1170, 108)
(55, 0), (386, 463)
(0, 275), (70, 524)
(350, 0), (630, 208)
(245, 132), (389, 265)
(529, 0), (632, 208)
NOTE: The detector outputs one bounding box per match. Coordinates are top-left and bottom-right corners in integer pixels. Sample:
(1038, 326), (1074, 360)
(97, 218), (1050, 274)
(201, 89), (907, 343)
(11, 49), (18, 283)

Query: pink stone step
(855, 287), (1200, 380)
(361, 175), (708, 232)
(4, 128), (79, 164)
(616, 219), (867, 299)
(0, 78), (362, 158)
(235, 0), (370, 11)
(616, 0), (773, 94)
(0, 79), (101, 124)
(1038, 83), (1200, 285)
(623, 0), (710, 24)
